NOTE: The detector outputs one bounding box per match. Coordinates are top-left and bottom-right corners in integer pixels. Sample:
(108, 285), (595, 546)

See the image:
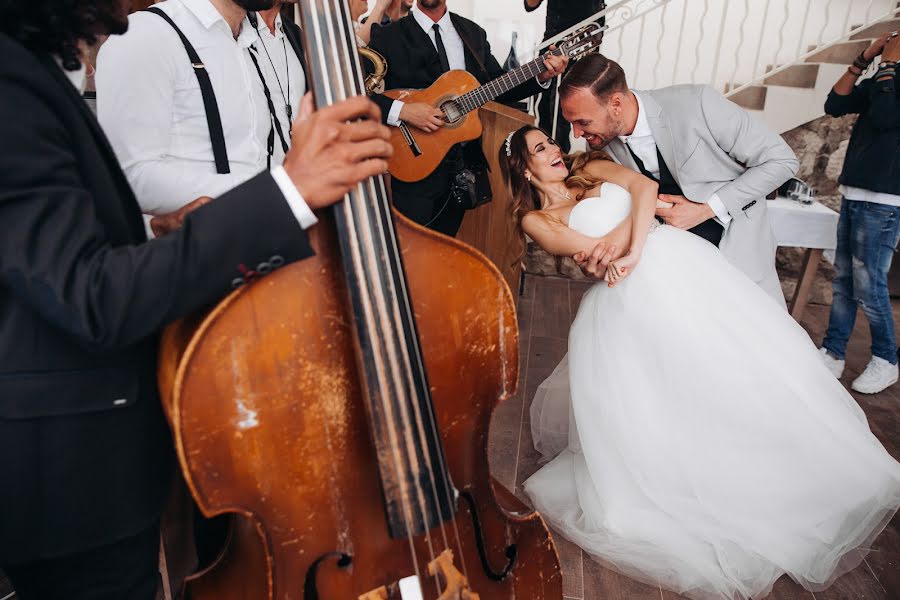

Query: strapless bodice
(568, 183), (632, 238)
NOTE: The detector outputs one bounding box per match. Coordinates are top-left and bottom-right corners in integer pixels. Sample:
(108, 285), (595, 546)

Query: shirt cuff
(387, 100), (405, 126)
(707, 193), (732, 225)
(270, 166), (318, 230)
(538, 76), (553, 89)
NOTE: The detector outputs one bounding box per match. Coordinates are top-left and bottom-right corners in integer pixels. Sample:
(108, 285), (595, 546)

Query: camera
(450, 167), (493, 210)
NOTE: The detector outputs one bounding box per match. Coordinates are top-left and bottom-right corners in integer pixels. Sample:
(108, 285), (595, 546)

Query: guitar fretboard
(456, 51), (558, 115)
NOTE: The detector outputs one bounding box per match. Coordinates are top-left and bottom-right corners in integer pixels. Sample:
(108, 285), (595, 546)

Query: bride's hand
(605, 252), (641, 287)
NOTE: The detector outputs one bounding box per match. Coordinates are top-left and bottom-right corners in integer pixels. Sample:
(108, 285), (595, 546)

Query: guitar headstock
(559, 23), (607, 62)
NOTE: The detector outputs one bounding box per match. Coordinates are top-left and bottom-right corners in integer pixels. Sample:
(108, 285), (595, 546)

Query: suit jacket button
(270, 255), (285, 268)
(231, 277), (245, 289)
(256, 262), (272, 275)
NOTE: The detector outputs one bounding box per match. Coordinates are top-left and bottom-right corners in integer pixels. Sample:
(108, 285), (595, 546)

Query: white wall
(366, 0), (897, 92)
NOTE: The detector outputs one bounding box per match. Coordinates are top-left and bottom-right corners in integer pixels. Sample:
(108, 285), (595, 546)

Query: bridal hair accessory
(505, 131), (515, 157)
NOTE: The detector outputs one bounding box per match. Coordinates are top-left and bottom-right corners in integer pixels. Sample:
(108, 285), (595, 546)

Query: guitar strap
(454, 22), (490, 78)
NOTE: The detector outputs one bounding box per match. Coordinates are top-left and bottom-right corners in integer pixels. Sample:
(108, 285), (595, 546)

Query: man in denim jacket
(819, 32), (900, 394)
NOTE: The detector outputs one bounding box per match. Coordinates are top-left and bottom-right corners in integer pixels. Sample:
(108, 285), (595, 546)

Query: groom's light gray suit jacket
(604, 85), (799, 303)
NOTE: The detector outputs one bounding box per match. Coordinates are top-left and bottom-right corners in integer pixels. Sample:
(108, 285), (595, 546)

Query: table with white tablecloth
(766, 197), (840, 320)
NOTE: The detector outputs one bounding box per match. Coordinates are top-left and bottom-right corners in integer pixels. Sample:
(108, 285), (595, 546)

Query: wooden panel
(457, 101), (534, 296)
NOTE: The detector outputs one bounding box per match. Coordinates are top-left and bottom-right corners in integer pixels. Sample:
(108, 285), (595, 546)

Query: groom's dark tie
(625, 142), (724, 247)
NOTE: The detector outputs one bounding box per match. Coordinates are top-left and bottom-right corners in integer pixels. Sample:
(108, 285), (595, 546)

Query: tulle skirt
(524, 225), (900, 599)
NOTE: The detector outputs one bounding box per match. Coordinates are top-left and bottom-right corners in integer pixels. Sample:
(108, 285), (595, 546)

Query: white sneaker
(851, 356), (899, 394)
(818, 347), (845, 379)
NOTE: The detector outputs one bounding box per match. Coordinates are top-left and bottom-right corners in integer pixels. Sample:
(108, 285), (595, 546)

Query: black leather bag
(451, 163), (492, 210)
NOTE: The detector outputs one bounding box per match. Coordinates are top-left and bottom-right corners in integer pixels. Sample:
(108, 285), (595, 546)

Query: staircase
(729, 16), (900, 133)
(542, 0), (900, 135)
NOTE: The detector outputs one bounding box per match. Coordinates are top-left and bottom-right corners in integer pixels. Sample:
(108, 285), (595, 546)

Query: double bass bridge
(359, 549), (480, 600)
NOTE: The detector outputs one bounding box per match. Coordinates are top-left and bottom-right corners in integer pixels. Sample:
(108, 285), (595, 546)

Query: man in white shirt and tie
(97, 0), (296, 224)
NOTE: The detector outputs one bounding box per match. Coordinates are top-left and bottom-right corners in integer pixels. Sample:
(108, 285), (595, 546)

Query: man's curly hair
(0, 0), (125, 70)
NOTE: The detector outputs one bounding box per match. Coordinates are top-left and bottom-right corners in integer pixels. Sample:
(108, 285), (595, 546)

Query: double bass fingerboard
(298, 0), (456, 539)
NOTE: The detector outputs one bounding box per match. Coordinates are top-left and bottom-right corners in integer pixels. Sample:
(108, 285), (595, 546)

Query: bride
(498, 125), (900, 600)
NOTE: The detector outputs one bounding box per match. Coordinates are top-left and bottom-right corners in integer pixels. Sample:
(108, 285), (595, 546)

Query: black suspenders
(144, 7), (231, 174)
(143, 7), (290, 173)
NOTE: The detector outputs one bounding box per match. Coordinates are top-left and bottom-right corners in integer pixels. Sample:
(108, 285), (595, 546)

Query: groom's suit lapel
(638, 90), (681, 187)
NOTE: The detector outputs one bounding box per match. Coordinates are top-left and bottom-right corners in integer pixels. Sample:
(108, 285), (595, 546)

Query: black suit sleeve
(368, 25), (396, 124)
(0, 70), (314, 351)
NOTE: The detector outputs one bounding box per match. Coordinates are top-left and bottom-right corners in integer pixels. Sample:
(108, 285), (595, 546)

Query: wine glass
(798, 185), (815, 206)
(786, 180), (804, 202)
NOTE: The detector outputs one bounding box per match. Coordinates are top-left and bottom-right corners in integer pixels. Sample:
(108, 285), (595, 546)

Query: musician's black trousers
(4, 521), (160, 600)
(391, 148), (466, 237)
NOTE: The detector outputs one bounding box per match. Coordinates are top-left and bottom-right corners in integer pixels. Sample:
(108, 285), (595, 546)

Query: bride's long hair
(498, 125), (613, 266)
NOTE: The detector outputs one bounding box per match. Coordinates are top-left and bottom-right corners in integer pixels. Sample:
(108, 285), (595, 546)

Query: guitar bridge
(399, 122), (422, 157)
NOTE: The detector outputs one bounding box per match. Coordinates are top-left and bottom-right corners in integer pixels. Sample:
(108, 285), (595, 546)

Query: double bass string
(309, 0), (443, 592)
(305, 0), (429, 586)
(329, 0), (472, 582)
(327, 0), (472, 580)
(325, 0), (469, 586)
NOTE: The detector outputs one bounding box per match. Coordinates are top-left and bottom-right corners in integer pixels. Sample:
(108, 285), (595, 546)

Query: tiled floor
(487, 274), (900, 600)
(2, 275), (898, 599)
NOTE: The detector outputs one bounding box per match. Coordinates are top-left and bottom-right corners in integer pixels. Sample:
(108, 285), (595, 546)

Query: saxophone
(358, 46), (388, 94)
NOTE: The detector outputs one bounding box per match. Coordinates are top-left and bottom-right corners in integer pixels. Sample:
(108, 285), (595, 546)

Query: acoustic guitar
(386, 23), (606, 183)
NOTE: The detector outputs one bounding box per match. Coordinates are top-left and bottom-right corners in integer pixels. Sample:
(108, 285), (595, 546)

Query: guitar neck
(457, 50), (557, 115)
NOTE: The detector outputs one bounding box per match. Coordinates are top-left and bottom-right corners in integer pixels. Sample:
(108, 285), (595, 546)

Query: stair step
(727, 85), (767, 111)
(763, 63), (819, 88)
(806, 40), (870, 64)
(850, 19), (900, 41)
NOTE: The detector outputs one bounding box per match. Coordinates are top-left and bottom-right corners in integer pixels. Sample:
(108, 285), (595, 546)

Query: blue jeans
(823, 199), (900, 364)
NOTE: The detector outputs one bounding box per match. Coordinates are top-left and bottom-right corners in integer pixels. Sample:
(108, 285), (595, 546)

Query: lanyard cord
(253, 13), (293, 124)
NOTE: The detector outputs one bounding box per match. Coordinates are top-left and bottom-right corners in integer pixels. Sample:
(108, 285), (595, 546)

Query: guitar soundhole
(441, 100), (465, 124)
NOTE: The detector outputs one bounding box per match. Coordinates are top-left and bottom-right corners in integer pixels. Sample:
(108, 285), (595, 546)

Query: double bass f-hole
(460, 491), (517, 581)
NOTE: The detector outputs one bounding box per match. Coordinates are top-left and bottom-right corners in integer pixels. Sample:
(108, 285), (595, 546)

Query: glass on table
(786, 180), (804, 202)
(798, 186), (815, 206)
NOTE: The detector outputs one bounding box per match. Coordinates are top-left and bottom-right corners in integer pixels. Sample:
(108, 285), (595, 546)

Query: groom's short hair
(559, 54), (628, 103)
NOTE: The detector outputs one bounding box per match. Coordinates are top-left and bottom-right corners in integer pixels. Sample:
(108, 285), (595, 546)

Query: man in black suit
(368, 0), (567, 236)
(0, 1), (391, 598)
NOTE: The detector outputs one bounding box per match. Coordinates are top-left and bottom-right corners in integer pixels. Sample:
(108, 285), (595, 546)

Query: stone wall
(524, 113), (858, 306)
(777, 113), (856, 305)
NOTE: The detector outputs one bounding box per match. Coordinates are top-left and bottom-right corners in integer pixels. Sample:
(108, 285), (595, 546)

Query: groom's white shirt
(618, 92), (731, 226)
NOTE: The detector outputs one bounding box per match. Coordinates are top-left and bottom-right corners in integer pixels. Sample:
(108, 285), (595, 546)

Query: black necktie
(432, 23), (451, 73)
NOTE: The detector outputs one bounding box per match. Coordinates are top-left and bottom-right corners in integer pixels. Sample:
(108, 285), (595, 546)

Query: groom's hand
(655, 194), (714, 230)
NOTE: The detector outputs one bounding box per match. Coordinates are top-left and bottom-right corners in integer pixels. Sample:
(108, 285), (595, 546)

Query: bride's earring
(526, 173), (532, 182)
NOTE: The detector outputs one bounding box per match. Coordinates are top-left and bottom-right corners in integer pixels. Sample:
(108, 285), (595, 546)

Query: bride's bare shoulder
(522, 207), (571, 232)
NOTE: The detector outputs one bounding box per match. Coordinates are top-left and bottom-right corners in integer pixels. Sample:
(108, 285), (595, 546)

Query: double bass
(157, 0), (563, 598)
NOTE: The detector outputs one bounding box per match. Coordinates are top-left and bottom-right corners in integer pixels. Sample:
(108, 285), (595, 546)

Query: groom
(559, 54), (798, 306)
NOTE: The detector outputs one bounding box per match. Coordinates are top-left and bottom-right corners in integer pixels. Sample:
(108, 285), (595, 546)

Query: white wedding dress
(524, 183), (900, 600)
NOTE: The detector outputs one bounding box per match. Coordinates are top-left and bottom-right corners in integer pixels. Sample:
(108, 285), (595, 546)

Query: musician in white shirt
(252, 2), (306, 165)
(97, 0), (297, 221)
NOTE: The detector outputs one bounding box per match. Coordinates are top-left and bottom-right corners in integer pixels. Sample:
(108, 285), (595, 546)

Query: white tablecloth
(767, 197), (839, 250)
